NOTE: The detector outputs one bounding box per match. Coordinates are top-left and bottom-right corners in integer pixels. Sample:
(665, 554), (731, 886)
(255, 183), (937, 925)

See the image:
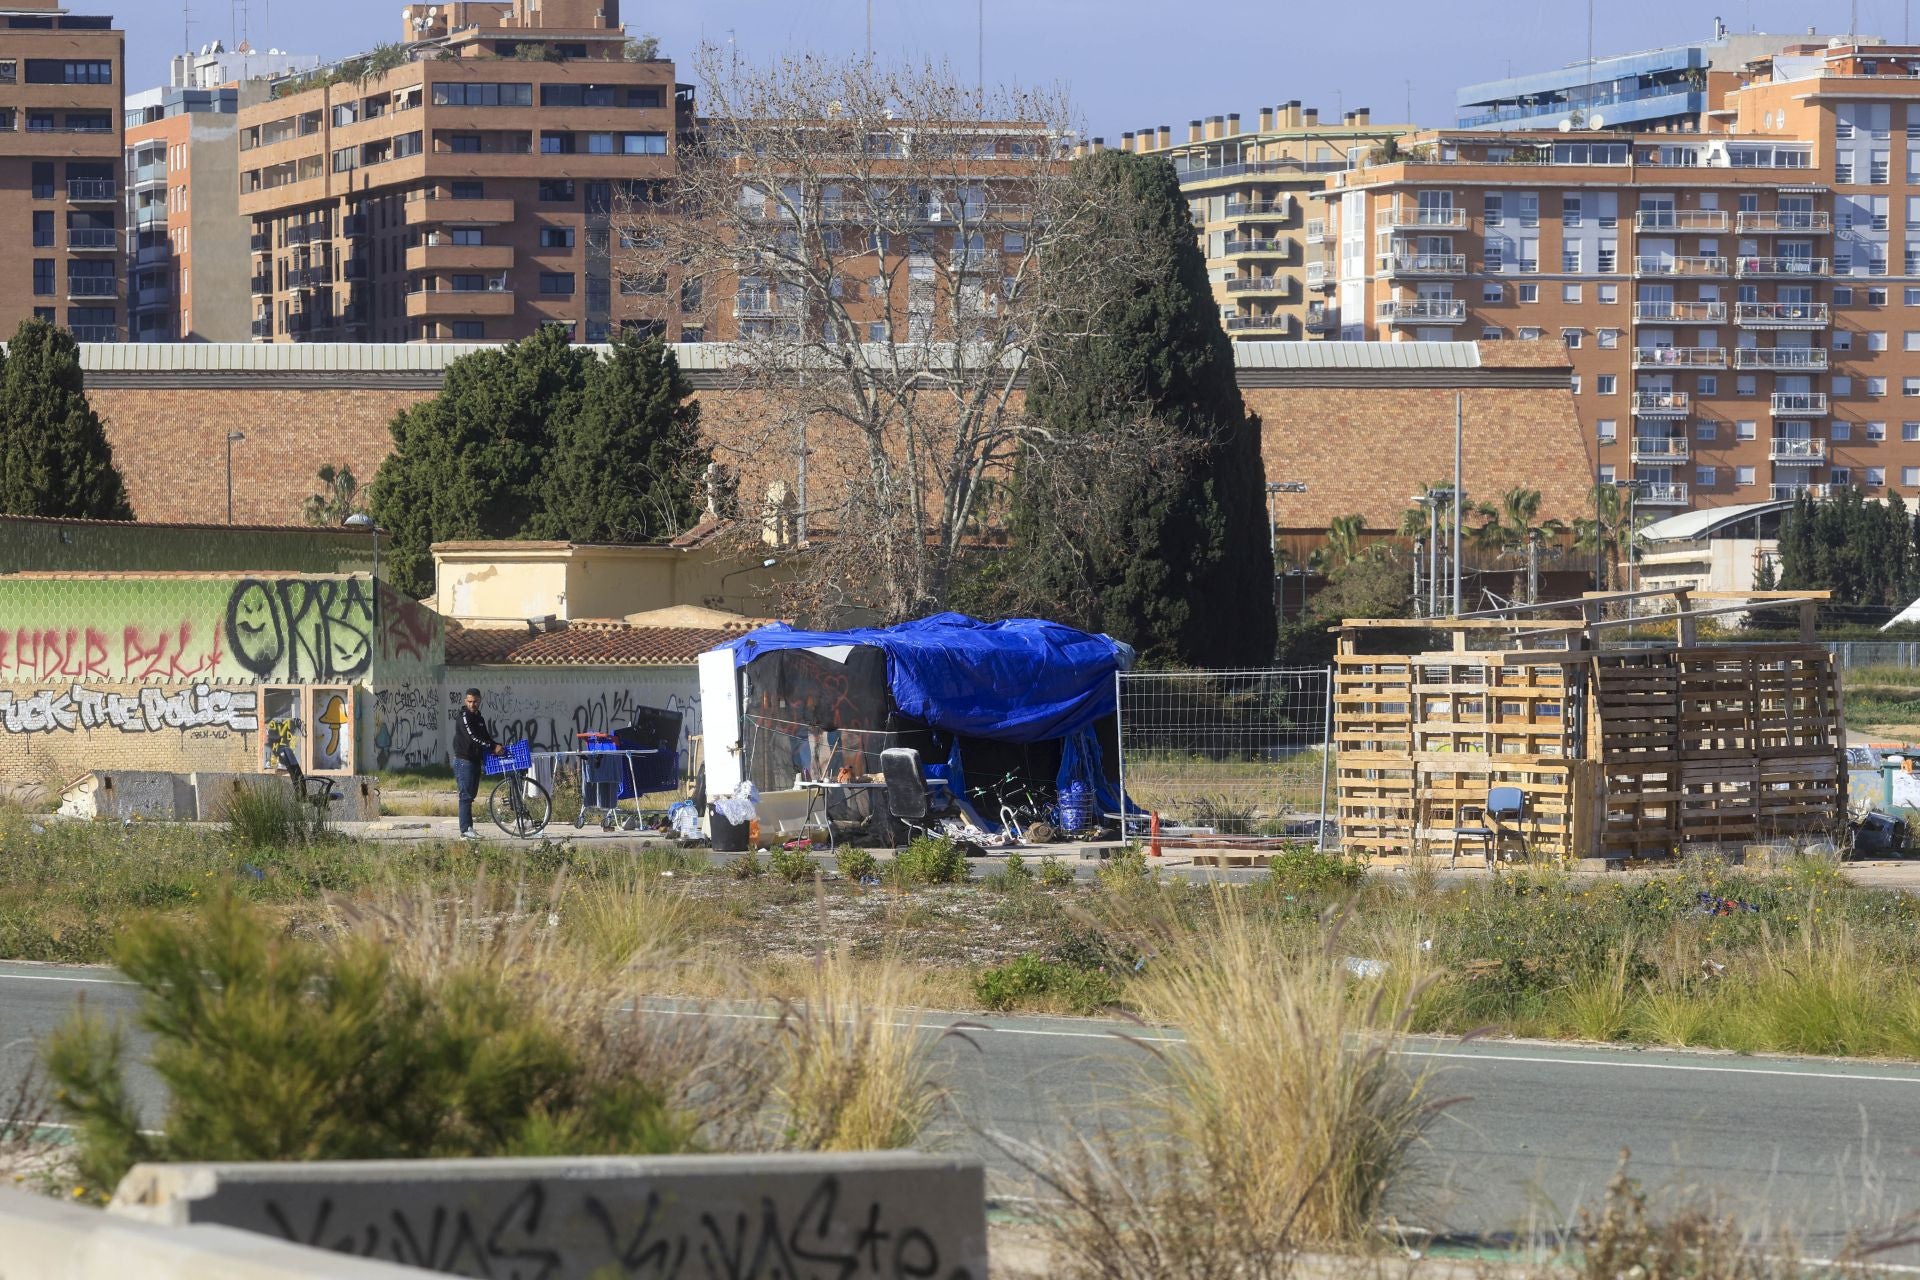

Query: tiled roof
(444, 620), (749, 667)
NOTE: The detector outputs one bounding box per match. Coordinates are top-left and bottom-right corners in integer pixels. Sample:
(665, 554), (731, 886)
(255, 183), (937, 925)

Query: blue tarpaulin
(726, 613), (1134, 744)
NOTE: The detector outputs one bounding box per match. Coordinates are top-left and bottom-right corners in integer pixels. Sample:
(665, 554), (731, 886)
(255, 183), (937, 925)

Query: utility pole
(1452, 392), (1464, 617)
(977, 0), (984, 103)
(1267, 480), (1308, 636)
(866, 0), (872, 62)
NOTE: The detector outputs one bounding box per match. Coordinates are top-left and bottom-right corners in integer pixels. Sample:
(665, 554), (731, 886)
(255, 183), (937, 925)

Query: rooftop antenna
(182, 0), (193, 53)
(865, 0), (872, 62)
(1405, 78), (1412, 124)
(1586, 0), (1596, 122)
(977, 0), (984, 104)
(726, 28), (737, 87)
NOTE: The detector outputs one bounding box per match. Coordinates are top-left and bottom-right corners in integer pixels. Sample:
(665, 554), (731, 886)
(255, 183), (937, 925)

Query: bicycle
(485, 740), (552, 838)
(967, 770), (1057, 839)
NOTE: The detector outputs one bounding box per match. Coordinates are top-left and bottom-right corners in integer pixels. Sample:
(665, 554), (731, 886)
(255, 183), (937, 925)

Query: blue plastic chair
(1451, 785), (1528, 869)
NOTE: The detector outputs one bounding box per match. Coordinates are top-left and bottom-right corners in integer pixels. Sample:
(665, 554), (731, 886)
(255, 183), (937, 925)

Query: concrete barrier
(57, 770), (198, 821)
(109, 1152), (989, 1278)
(0, 1185), (421, 1279)
(190, 772), (381, 823)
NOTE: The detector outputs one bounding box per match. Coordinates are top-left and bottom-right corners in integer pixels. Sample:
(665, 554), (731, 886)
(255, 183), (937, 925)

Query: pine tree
(0, 318), (132, 519)
(533, 334), (708, 544)
(1010, 150), (1274, 666)
(370, 326), (592, 597)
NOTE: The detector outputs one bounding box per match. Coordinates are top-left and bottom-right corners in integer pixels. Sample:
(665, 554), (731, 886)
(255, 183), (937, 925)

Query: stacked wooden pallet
(1332, 657), (1415, 854)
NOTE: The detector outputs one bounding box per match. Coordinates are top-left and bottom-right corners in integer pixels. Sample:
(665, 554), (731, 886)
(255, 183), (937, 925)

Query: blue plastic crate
(482, 739), (533, 777)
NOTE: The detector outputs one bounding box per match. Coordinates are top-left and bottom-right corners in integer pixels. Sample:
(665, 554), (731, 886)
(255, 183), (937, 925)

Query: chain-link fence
(1116, 668), (1333, 847)
(1824, 641), (1920, 669)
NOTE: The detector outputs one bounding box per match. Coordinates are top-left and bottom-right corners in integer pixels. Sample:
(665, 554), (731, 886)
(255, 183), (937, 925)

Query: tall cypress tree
(1013, 150), (1274, 666)
(0, 319), (132, 519)
(533, 333), (708, 543)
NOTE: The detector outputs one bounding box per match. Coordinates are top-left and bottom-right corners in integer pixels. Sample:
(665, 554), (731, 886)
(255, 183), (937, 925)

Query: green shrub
(1095, 843), (1151, 892)
(983, 851), (1036, 892)
(728, 851), (764, 880)
(43, 896), (692, 1195)
(835, 846), (879, 882)
(1265, 845), (1365, 897)
(768, 844), (817, 884)
(973, 953), (1122, 1015)
(1037, 855), (1074, 888)
(886, 836), (967, 887)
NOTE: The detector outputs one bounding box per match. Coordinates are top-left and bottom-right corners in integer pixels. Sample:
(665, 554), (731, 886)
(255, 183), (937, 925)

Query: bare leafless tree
(617, 50), (1177, 623)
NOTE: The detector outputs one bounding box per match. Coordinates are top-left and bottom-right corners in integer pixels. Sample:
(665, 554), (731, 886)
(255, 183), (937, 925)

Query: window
(1518, 193), (1539, 228)
(446, 134), (482, 154)
(32, 260), (52, 296)
(1697, 466), (1718, 487)
(1907, 377), (1920, 397)
(1736, 465), (1756, 486)
(1869, 467), (1887, 486)
(1870, 331), (1890, 352)
(1561, 327), (1582, 348)
(1484, 193), (1504, 226)
(1570, 375), (1582, 395)
(1835, 375), (1854, 395)
(1737, 375), (1757, 397)
(1518, 283), (1538, 303)
(1480, 327), (1504, 340)
(0, 61), (13, 83)
(1836, 286), (1854, 304)
(1518, 326), (1543, 339)
(451, 321), (485, 340)
(1869, 376), (1889, 396)
(1833, 331), (1853, 352)
(1003, 231), (1026, 254)
(1906, 467), (1920, 486)
(1598, 283), (1619, 303)
(1597, 243), (1617, 274)
(1562, 247), (1581, 274)
(24, 60), (111, 84)
(1597, 419), (1617, 442)
(1485, 242), (1505, 272)
(538, 179), (576, 203)
(1906, 422), (1920, 441)
(622, 132), (669, 155)
(1599, 464), (1616, 484)
(1597, 375), (1618, 394)
(1871, 287), (1890, 305)
(627, 86), (665, 108)
(1697, 422), (1717, 441)
(1869, 421), (1889, 439)
(1908, 331), (1920, 351)
(1698, 375), (1718, 395)
(393, 131), (423, 159)
(540, 132), (575, 155)
(1832, 467), (1853, 486)
(450, 274), (485, 293)
(586, 133), (615, 155)
(1736, 420), (1757, 440)
(1908, 289), (1920, 306)
(432, 82), (533, 107)
(1562, 283), (1582, 302)
(539, 272), (575, 296)
(31, 162), (51, 200)
(1834, 421), (1853, 440)
(1597, 329), (1620, 350)
(538, 226), (575, 249)
(449, 228), (483, 246)
(1562, 195), (1583, 227)
(32, 211), (52, 248)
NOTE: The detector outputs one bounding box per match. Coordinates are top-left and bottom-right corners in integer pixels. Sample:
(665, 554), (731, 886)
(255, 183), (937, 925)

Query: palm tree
(1469, 487), (1569, 555)
(1325, 513), (1366, 570)
(1573, 483), (1654, 591)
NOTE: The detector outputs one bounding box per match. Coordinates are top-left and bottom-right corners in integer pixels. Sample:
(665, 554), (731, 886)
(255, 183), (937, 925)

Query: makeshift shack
(697, 613), (1134, 844)
(1334, 588), (1845, 862)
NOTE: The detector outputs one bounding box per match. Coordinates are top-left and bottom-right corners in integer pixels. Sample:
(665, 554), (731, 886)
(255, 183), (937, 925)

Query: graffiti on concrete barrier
(259, 1174), (977, 1279)
(226, 577), (373, 682)
(464, 680), (702, 758)
(372, 682), (440, 771)
(377, 582), (437, 665)
(0, 683), (260, 736)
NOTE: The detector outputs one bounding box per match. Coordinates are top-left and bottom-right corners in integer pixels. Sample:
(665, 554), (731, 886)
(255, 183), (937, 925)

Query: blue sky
(119, 0), (1912, 133)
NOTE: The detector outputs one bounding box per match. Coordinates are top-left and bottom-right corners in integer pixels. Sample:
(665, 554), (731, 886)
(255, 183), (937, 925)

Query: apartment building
(1122, 104), (1409, 340)
(237, 0), (678, 344)
(125, 84), (253, 341)
(0, 0), (121, 341)
(1317, 39), (1920, 518)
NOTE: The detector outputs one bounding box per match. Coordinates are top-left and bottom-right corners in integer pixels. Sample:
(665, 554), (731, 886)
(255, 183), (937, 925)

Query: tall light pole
(344, 512), (379, 582)
(225, 430), (245, 525)
(1452, 392), (1464, 618)
(1267, 480), (1308, 634)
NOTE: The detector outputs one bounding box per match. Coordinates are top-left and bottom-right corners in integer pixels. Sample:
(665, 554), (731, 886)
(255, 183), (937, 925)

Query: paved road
(5, 962), (1918, 1257)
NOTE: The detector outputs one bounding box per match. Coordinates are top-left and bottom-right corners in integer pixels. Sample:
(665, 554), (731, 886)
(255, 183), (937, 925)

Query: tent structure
(698, 613), (1134, 838)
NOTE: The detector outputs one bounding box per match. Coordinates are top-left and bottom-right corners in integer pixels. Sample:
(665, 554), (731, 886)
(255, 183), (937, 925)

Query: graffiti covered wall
(447, 670), (702, 761)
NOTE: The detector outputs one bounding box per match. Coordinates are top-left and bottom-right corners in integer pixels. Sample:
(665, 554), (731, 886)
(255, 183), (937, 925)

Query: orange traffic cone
(1148, 810), (1162, 858)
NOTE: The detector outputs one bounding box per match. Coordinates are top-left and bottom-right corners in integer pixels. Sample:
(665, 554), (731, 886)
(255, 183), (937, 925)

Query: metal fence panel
(1825, 642), (1920, 670)
(1116, 667), (1332, 846)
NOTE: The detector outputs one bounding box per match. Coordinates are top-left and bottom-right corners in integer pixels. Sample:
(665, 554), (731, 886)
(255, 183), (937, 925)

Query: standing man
(453, 687), (504, 839)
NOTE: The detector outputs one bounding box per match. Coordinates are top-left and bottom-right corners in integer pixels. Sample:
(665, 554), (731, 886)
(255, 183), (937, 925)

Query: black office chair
(276, 744), (341, 818)
(880, 747), (934, 846)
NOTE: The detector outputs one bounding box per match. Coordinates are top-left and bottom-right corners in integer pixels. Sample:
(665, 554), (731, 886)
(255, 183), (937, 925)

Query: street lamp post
(1266, 480), (1307, 635)
(224, 431), (245, 525)
(343, 512), (379, 582)
(1614, 478), (1648, 637)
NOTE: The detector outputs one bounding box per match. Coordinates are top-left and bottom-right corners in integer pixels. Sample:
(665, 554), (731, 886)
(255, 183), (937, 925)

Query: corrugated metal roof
(1638, 499), (1789, 543)
(1231, 341), (1481, 370)
(72, 340), (1483, 374)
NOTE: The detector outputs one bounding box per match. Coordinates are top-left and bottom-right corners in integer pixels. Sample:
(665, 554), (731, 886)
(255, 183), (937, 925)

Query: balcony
(1222, 236), (1290, 257)
(406, 197), (516, 226)
(1382, 252), (1467, 276)
(249, 232), (270, 253)
(1632, 301), (1726, 323)
(1770, 437), (1827, 464)
(1636, 482), (1690, 506)
(342, 214), (369, 237)
(1377, 208), (1467, 229)
(405, 287), (516, 318)
(1735, 256), (1828, 278)
(1305, 219), (1327, 244)
(1631, 346), (1727, 369)
(66, 178), (114, 203)
(1304, 305), (1335, 333)
(132, 205), (166, 228)
(1631, 390), (1690, 416)
(1633, 256), (1728, 277)
(1632, 210), (1730, 232)
(289, 268), (330, 290)
(1225, 275), (1290, 296)
(1224, 197), (1291, 220)
(129, 162), (165, 189)
(1736, 211), (1831, 234)
(249, 274), (272, 295)
(133, 285), (170, 309)
(67, 228), (116, 252)
(1734, 302), (1830, 329)
(1630, 436), (1691, 462)
(1306, 262), (1330, 289)
(251, 318), (272, 339)
(1771, 391), (1829, 415)
(135, 243), (169, 266)
(1733, 347), (1827, 370)
(67, 325), (115, 343)
(1379, 298), (1467, 324)
(1225, 314), (1295, 336)
(1772, 483), (1833, 501)
(65, 278), (115, 300)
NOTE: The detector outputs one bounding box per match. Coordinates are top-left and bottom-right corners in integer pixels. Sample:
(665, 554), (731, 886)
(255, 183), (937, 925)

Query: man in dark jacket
(452, 687), (503, 838)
